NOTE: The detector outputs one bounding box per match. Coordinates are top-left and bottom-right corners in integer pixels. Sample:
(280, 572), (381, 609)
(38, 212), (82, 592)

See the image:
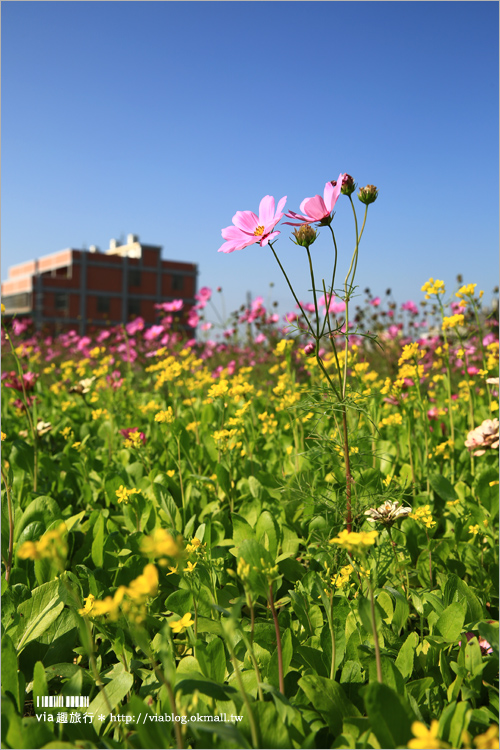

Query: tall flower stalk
(219, 176), (377, 531)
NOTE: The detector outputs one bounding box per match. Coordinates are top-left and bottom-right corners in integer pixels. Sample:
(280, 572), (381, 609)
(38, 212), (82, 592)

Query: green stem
(268, 582), (285, 695)
(269, 241), (316, 340)
(1, 467), (14, 583)
(368, 580), (383, 683)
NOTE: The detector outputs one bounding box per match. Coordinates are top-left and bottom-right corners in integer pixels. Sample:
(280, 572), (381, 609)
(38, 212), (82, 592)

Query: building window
(172, 274), (184, 291)
(127, 298), (141, 318)
(97, 296), (110, 314)
(3, 293), (31, 311)
(128, 269), (142, 288)
(55, 293), (68, 310)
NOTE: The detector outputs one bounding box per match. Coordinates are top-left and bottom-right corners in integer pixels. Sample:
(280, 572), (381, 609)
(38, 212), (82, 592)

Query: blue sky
(2, 1), (498, 321)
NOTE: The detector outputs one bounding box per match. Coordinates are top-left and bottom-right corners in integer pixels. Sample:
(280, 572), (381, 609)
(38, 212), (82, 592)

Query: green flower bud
(292, 224), (318, 248)
(358, 185), (378, 205)
(340, 174), (356, 196)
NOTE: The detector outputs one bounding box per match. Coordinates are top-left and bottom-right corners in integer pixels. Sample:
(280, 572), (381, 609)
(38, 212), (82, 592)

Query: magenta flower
(218, 195), (287, 254)
(284, 175), (344, 227)
(120, 427), (146, 445)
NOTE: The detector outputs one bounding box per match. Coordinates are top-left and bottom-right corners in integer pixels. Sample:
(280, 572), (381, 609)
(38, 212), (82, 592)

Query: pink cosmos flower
(187, 310), (200, 328)
(126, 317), (145, 335)
(401, 300), (419, 315)
(369, 297), (381, 307)
(284, 175), (343, 227)
(218, 195), (287, 253)
(194, 287), (212, 309)
(144, 325), (165, 341)
(155, 300), (184, 312)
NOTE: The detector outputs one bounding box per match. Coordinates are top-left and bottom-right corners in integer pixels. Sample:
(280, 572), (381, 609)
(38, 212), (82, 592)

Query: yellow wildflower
(468, 524), (480, 536)
(115, 485), (141, 504)
(442, 314), (464, 331)
(170, 613), (194, 633)
(329, 529), (378, 553)
(185, 561), (197, 573)
(408, 720), (443, 749)
(141, 529), (180, 558)
(474, 725), (499, 749)
(155, 407), (175, 424)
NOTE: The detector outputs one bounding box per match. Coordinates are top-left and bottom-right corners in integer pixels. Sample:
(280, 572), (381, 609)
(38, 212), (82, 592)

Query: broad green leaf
(1, 635), (20, 712)
(14, 496), (61, 543)
(395, 632), (419, 681)
(32, 661), (48, 713)
(88, 671), (134, 732)
(15, 579), (65, 652)
(91, 513), (104, 567)
(435, 598), (467, 642)
(430, 473), (457, 503)
(362, 682), (414, 748)
(298, 674), (360, 735)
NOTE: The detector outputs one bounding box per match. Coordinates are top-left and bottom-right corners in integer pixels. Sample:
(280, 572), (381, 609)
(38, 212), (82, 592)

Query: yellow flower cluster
(468, 524), (480, 536)
(329, 529), (378, 553)
(456, 283), (477, 298)
(398, 342), (423, 365)
(274, 339), (295, 356)
(124, 431), (144, 449)
(258, 411), (278, 435)
(409, 505), (436, 528)
(141, 528), (181, 559)
(79, 564), (159, 623)
(17, 523), (68, 567)
(421, 278), (445, 299)
(473, 725), (499, 749)
(378, 413), (403, 429)
(332, 563), (368, 589)
(155, 407), (175, 424)
(115, 485), (141, 504)
(442, 314), (464, 331)
(92, 408), (109, 420)
(207, 379), (229, 399)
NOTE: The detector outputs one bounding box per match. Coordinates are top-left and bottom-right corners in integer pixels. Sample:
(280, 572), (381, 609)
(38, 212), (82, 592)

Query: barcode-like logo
(36, 696), (89, 708)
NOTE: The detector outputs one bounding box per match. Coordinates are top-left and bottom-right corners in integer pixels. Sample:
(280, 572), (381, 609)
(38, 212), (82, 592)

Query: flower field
(1, 181), (499, 749)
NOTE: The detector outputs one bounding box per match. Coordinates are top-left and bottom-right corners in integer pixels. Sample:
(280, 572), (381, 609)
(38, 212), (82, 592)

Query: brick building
(1, 234), (198, 335)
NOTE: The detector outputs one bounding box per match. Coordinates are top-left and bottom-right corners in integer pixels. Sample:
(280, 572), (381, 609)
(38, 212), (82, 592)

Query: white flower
(465, 418), (499, 456)
(364, 500), (411, 526)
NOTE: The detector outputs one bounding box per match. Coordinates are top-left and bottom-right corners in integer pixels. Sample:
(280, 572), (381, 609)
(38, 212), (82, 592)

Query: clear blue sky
(2, 1), (498, 320)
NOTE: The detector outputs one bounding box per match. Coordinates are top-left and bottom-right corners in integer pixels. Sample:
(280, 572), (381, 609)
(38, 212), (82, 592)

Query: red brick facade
(1, 235), (198, 335)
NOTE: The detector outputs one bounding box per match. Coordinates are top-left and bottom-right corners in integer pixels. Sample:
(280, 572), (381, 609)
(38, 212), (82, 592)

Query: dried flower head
(364, 500), (411, 526)
(465, 418), (499, 456)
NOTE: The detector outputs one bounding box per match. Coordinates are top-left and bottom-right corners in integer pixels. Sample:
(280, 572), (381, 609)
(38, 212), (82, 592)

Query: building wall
(2, 241), (198, 334)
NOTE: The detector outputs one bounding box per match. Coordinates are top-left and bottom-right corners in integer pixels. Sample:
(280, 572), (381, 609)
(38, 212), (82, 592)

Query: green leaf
(206, 637), (226, 684)
(268, 628), (292, 688)
(15, 579), (65, 653)
(14, 496), (61, 543)
(255, 510), (279, 560)
(298, 674), (360, 735)
(384, 587), (410, 635)
(91, 513), (104, 567)
(430, 473), (458, 503)
(435, 598), (467, 642)
(88, 671), (134, 733)
(175, 673), (238, 702)
(215, 464), (231, 497)
(231, 514), (255, 547)
(443, 575), (483, 624)
(165, 589), (193, 617)
(395, 632), (419, 681)
(1, 635), (20, 712)
(32, 661), (48, 713)
(362, 682), (414, 748)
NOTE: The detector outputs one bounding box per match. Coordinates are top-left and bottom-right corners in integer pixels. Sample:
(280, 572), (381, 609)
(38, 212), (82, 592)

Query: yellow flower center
(254, 225), (265, 236)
